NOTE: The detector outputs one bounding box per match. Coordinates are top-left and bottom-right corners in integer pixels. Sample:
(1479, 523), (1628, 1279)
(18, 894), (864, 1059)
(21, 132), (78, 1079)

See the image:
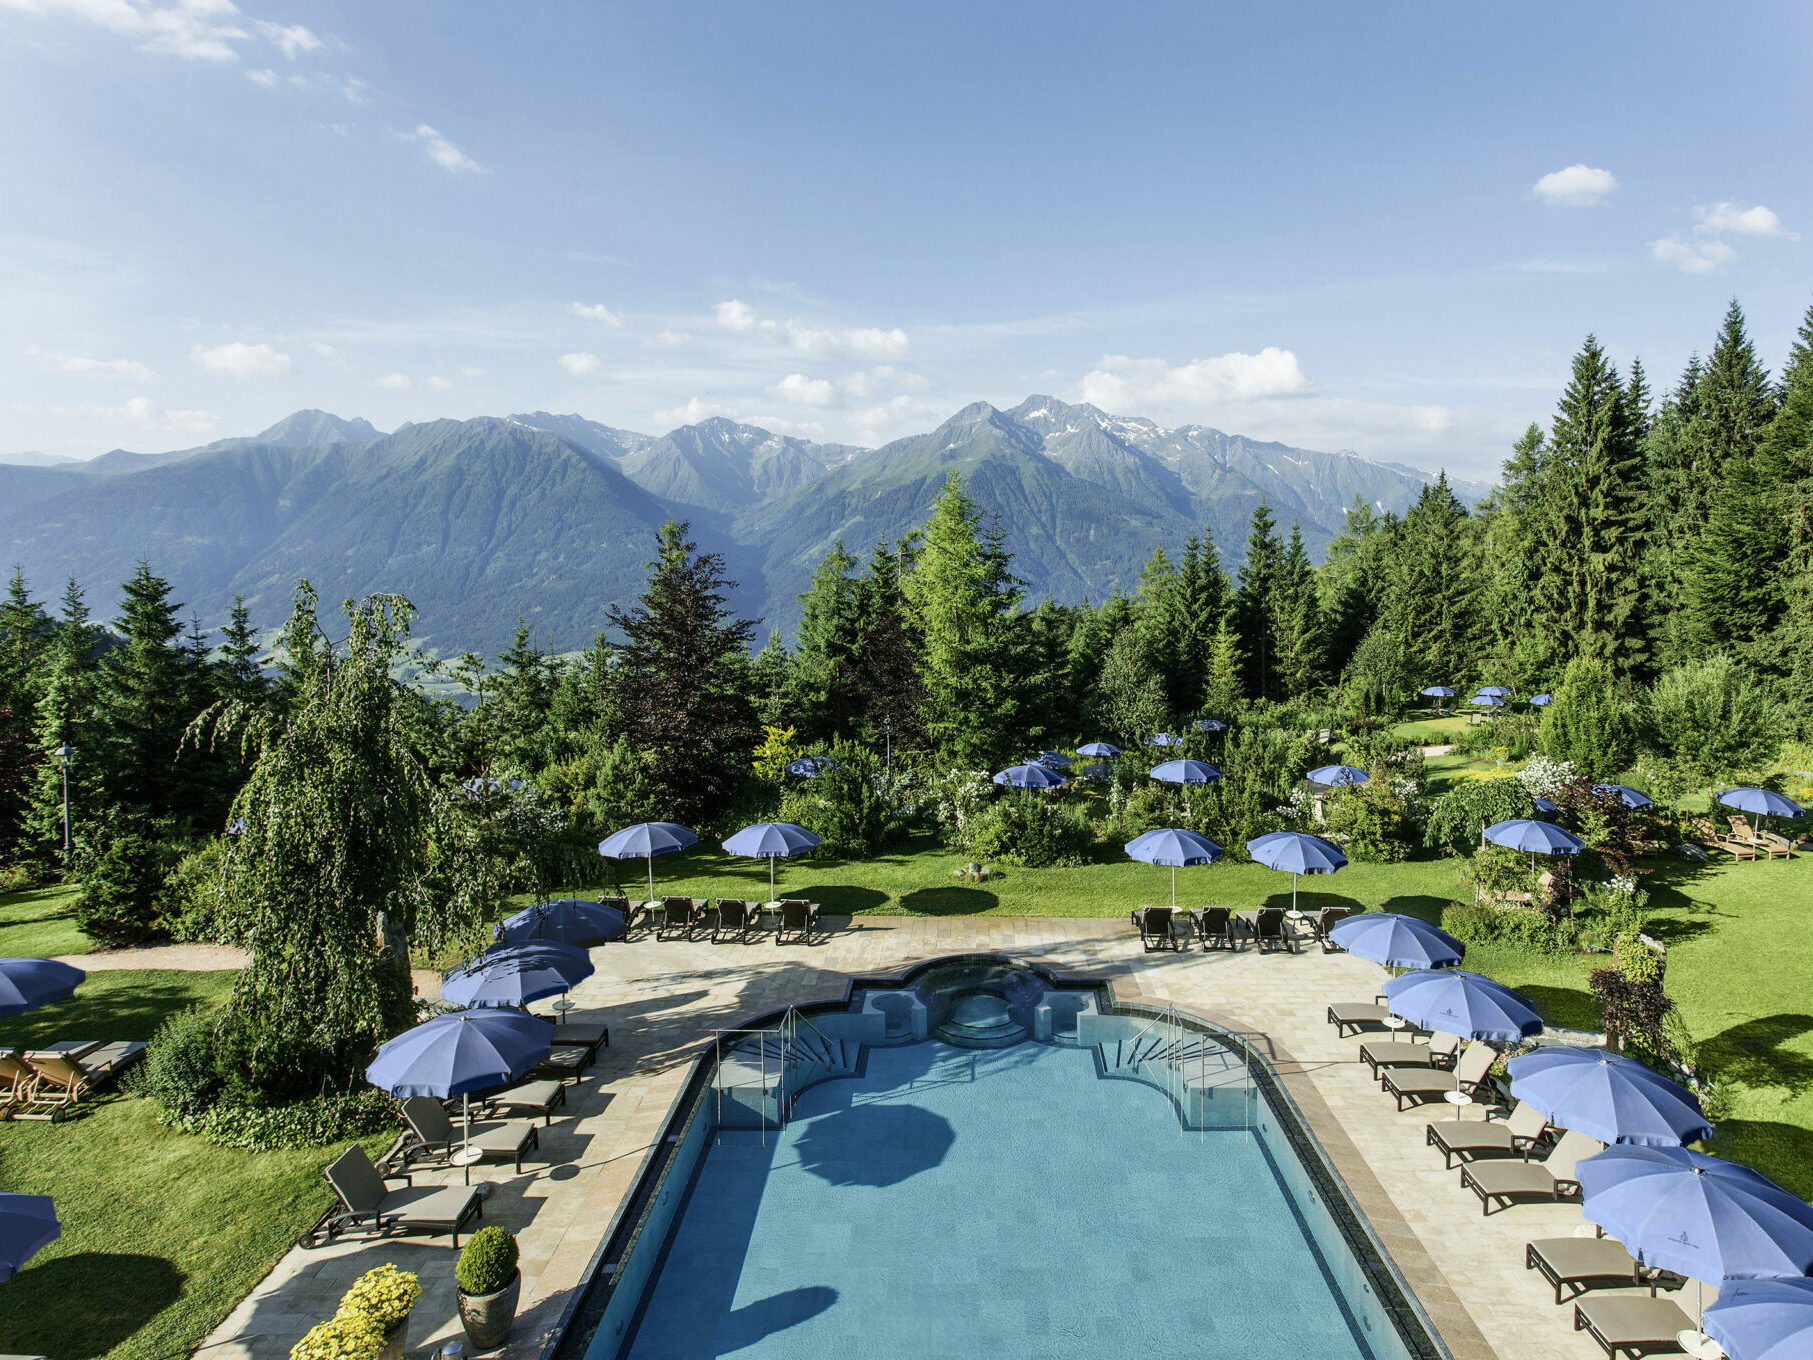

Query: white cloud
(849, 395), (938, 445)
(557, 351), (602, 377)
(650, 330), (689, 349)
(840, 365), (930, 398)
(190, 339), (291, 377)
(425, 375), (454, 391)
(409, 124), (484, 174)
(308, 341), (347, 365)
(1695, 201), (1796, 239)
(29, 346), (154, 381)
(771, 373), (835, 407)
(1079, 348), (1311, 409)
(1532, 164), (1618, 208)
(48, 395), (217, 434)
(244, 66), (276, 87)
(1650, 235), (1736, 274)
(0, 0), (255, 62)
(253, 18), (319, 57)
(713, 298), (909, 358)
(372, 371), (411, 389)
(569, 301), (623, 325)
(652, 396), (732, 427)
(460, 366), (485, 378)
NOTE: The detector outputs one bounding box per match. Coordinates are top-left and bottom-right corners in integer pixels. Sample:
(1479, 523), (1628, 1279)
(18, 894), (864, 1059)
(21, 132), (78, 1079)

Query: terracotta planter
(457, 1271), (521, 1352)
(378, 1315), (410, 1360)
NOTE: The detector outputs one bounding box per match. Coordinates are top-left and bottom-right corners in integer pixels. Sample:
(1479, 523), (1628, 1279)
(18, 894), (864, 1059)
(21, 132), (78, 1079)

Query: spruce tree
(487, 620), (560, 774)
(1171, 532), (1229, 715)
(1318, 499), (1388, 679)
(1380, 475), (1480, 687)
(850, 538), (925, 752)
(1200, 618), (1244, 719)
(0, 568), (45, 727)
(1231, 505), (1283, 701)
(24, 580), (101, 862)
(1765, 300), (1813, 724)
(1271, 524), (1326, 699)
(213, 595), (267, 709)
(95, 561), (206, 825)
(1132, 546), (1181, 712)
(784, 541), (864, 743)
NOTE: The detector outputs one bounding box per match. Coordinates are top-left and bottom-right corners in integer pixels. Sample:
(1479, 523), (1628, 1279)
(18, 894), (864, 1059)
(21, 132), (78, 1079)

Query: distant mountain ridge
(0, 398), (1483, 653)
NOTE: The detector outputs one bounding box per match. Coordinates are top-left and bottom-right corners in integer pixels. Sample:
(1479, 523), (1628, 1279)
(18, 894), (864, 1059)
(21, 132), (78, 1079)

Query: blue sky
(2, 2), (1809, 476)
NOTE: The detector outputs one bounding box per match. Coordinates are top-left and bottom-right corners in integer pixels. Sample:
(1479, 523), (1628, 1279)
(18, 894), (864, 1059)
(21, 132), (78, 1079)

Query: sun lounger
(400, 1097), (539, 1173)
(1359, 1031), (1458, 1080)
(0, 1049), (37, 1111)
(1131, 906), (1185, 952)
(473, 1077), (566, 1125)
(657, 896), (701, 939)
(536, 1019), (608, 1058)
(1327, 1002), (1392, 1036)
(1461, 1128), (1602, 1215)
(776, 898), (820, 944)
(1758, 830), (1795, 859)
(319, 1144), (483, 1247)
(1308, 906), (1353, 951)
(1249, 907), (1295, 954)
(1573, 1295), (1696, 1359)
(1526, 1236), (1683, 1305)
(1427, 1099), (1548, 1168)
(1383, 1040), (1497, 1110)
(1693, 817), (1758, 862)
(713, 898), (761, 942)
(532, 1044), (592, 1084)
(12, 1041), (147, 1119)
(1188, 906), (1238, 950)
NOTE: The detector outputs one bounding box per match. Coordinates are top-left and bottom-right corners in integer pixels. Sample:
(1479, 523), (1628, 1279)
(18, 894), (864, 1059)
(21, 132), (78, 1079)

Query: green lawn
(0, 882), (90, 958)
(0, 971), (388, 1360)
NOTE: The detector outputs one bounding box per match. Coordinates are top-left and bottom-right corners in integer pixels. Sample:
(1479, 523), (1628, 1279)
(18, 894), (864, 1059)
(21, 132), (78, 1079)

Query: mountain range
(0, 399), (1485, 654)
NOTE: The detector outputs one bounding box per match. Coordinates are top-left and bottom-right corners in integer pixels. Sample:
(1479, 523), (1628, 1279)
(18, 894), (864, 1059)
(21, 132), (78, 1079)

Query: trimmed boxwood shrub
(457, 1226), (519, 1297)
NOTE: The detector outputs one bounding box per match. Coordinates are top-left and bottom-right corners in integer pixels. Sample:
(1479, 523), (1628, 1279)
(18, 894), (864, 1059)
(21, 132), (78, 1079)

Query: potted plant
(338, 1263), (421, 1360)
(290, 1310), (385, 1360)
(456, 1226), (521, 1350)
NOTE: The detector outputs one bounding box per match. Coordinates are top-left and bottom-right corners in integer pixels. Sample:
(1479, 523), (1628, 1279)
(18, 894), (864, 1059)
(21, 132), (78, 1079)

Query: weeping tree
(198, 584), (475, 1100)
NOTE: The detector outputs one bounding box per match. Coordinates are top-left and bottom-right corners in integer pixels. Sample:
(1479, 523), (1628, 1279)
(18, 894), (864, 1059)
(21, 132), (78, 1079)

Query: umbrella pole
(1171, 864), (1177, 909)
(462, 1092), (472, 1161)
(647, 858), (655, 906)
(770, 856), (777, 904)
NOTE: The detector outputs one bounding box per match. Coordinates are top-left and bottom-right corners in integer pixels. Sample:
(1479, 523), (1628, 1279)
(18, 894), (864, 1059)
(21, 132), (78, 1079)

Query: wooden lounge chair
(1250, 907), (1295, 954)
(400, 1097), (539, 1173)
(1730, 816), (1794, 859)
(1573, 1295), (1696, 1360)
(1327, 1002), (1393, 1037)
(1526, 1236), (1683, 1305)
(776, 898), (820, 945)
(319, 1144), (483, 1247)
(1359, 1030), (1458, 1080)
(1131, 906), (1185, 952)
(0, 1048), (38, 1112)
(1758, 830), (1796, 859)
(13, 1041), (147, 1120)
(657, 896), (700, 939)
(472, 1077), (566, 1125)
(713, 898), (760, 943)
(1693, 817), (1759, 862)
(1460, 1128), (1602, 1215)
(1191, 906), (1239, 951)
(1383, 1039), (1497, 1110)
(1427, 1099), (1549, 1168)
(1308, 906), (1353, 951)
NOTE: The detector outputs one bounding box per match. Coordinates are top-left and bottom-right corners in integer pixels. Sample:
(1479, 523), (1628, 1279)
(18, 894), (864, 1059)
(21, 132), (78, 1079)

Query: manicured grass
(0, 971), (388, 1360)
(0, 882), (90, 958)
(1390, 713), (1471, 744)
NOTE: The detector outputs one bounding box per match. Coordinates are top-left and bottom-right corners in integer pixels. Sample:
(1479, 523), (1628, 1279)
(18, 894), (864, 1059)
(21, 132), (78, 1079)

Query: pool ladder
(1120, 1003), (1258, 1137)
(712, 1008), (853, 1142)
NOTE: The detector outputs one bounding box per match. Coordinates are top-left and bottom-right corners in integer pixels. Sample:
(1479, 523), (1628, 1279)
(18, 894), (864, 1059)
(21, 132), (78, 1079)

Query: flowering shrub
(1517, 755), (1577, 799)
(339, 1264), (421, 1330)
(928, 768), (994, 848)
(290, 1311), (384, 1360)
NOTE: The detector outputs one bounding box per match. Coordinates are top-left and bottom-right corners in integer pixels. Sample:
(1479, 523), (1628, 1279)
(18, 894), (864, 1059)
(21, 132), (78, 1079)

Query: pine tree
(1318, 499), (1388, 679)
(849, 536), (926, 751)
(747, 633), (793, 729)
(487, 620), (560, 774)
(24, 580), (101, 862)
(1644, 355), (1709, 667)
(0, 568), (46, 727)
(1093, 627), (1168, 748)
(1271, 524), (1326, 699)
(1200, 618), (1244, 720)
(1623, 357), (1653, 442)
(1171, 532), (1229, 716)
(782, 541), (864, 743)
(1132, 546), (1181, 713)
(1231, 505), (1283, 701)
(1480, 424), (1560, 684)
(213, 595), (267, 709)
(1380, 475), (1480, 686)
(1766, 300), (1813, 724)
(95, 561), (206, 825)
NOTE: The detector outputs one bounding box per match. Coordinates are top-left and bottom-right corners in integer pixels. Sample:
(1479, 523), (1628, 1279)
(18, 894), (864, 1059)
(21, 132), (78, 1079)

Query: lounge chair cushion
(1527, 1237), (1646, 1304)
(481, 1078), (565, 1123)
(1573, 1296), (1695, 1359)
(1427, 1101), (1546, 1167)
(1463, 1130), (1602, 1212)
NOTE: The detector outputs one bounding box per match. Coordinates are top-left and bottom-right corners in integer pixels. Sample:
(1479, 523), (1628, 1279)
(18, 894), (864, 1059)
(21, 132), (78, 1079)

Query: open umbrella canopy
(1483, 819), (1586, 855)
(0, 1193), (58, 1282)
(1307, 764), (1370, 787)
(1327, 913), (1464, 970)
(1420, 685), (1457, 698)
(1384, 969), (1543, 1041)
(784, 755), (838, 778)
(599, 821), (699, 900)
(1529, 693), (1553, 706)
(497, 898), (625, 949)
(1470, 693), (1508, 708)
(1477, 685), (1516, 697)
(1035, 750), (1072, 769)
(992, 763), (1066, 790)
(1146, 732), (1184, 748)
(365, 1008), (555, 1099)
(1577, 1145), (1813, 1281)
(443, 940), (595, 1009)
(1506, 1047), (1712, 1147)
(1594, 784), (1656, 810)
(1705, 1278), (1813, 1360)
(1246, 831), (1347, 875)
(1193, 718), (1228, 732)
(1718, 788), (1806, 818)
(1532, 796), (1561, 816)
(0, 958), (84, 1018)
(1125, 828), (1221, 908)
(1150, 759), (1222, 785)
(1078, 763), (1112, 780)
(722, 822), (823, 858)
(1077, 741), (1122, 758)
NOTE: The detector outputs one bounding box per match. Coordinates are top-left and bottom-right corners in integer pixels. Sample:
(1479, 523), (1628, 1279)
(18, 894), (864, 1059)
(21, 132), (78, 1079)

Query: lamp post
(54, 744), (72, 865)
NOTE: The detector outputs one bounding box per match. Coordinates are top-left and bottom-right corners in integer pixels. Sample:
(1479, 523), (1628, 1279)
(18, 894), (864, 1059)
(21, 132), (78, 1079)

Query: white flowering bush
(1517, 755), (1577, 799)
(929, 768), (994, 848)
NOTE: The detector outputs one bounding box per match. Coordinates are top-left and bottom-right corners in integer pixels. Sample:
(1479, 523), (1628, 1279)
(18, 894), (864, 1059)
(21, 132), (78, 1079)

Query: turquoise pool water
(620, 1038), (1382, 1359)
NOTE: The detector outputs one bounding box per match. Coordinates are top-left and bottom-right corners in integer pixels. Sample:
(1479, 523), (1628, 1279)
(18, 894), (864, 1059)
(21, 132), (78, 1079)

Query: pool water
(623, 1039), (1378, 1359)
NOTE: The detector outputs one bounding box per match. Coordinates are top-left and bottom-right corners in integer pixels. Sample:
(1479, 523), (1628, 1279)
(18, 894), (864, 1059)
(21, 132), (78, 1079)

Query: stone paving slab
(198, 917), (1637, 1360)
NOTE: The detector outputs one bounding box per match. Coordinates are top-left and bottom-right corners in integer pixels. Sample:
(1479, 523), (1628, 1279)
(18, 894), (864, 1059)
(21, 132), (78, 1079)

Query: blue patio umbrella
(443, 940), (595, 1009)
(1384, 969), (1543, 1041)
(1246, 831), (1347, 911)
(366, 1007), (555, 1161)
(497, 898), (625, 949)
(1506, 1047), (1712, 1147)
(1470, 693), (1508, 709)
(1576, 1145), (1813, 1282)
(1077, 741), (1122, 758)
(1484, 818), (1585, 855)
(598, 821), (699, 902)
(784, 755), (838, 779)
(1078, 762), (1112, 780)
(0, 958), (84, 1018)
(1193, 718), (1228, 733)
(1150, 759), (1222, 785)
(0, 1193), (58, 1282)
(1146, 732), (1184, 748)
(992, 763), (1066, 791)
(1327, 913), (1464, 971)
(1705, 1278), (1813, 1360)
(1307, 764), (1370, 787)
(1532, 796), (1561, 816)
(1035, 750), (1072, 770)
(1595, 784), (1655, 810)
(722, 821), (824, 901)
(1125, 828), (1223, 908)
(1420, 685), (1457, 699)
(1529, 693), (1553, 706)
(1477, 685), (1516, 697)
(1718, 788), (1805, 820)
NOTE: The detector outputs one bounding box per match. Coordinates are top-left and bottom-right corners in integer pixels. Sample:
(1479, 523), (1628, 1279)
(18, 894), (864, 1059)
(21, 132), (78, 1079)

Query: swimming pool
(569, 961), (1441, 1360)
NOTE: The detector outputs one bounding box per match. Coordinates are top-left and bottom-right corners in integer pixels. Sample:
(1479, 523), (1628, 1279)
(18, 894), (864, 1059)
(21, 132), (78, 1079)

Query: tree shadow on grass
(798, 885), (888, 914)
(1697, 1014), (1813, 1094)
(1379, 894), (1459, 926)
(897, 887), (1000, 917)
(1709, 1120), (1813, 1202)
(1261, 890), (1367, 916)
(1515, 984), (1600, 1031)
(0, 1252), (182, 1360)
(0, 973), (228, 1050)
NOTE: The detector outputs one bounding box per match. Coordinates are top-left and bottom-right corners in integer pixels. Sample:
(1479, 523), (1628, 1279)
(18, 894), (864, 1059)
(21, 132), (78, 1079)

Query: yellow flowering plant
(290, 1311), (384, 1360)
(338, 1263), (422, 1330)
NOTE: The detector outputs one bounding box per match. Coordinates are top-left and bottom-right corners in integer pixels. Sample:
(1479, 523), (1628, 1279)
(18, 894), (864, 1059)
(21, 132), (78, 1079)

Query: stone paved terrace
(200, 916), (1656, 1360)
